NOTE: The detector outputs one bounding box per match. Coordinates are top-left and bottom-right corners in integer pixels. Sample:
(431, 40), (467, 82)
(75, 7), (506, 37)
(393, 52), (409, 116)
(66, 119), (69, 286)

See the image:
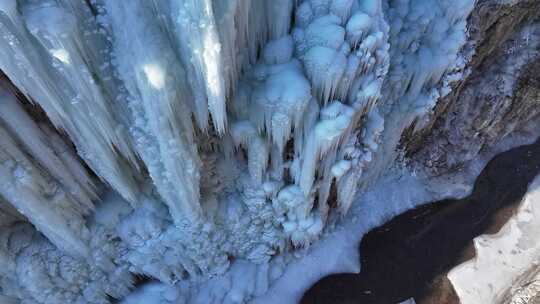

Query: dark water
(302, 139), (540, 304)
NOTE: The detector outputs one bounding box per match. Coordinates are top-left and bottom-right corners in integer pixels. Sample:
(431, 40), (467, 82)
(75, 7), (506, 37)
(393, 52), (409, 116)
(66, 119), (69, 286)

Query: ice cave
(0, 0), (539, 303)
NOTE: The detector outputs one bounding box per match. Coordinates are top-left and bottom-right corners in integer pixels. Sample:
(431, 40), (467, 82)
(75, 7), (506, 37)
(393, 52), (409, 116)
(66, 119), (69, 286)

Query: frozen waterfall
(0, 0), (477, 303)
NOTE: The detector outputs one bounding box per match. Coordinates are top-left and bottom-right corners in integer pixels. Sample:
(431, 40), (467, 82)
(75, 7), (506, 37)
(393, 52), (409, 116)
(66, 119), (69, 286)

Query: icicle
(362, 107), (385, 151)
(212, 0), (239, 97)
(297, 101), (355, 195)
(0, 0), (140, 204)
(40, 124), (97, 202)
(336, 171), (358, 215)
(315, 139), (340, 210)
(248, 136), (269, 184)
(265, 0), (294, 40)
(230, 120), (257, 148)
(303, 47), (347, 104)
(245, 0), (269, 63)
(230, 82), (252, 120)
(270, 144), (285, 181)
(212, 0), (253, 97)
(169, 0), (227, 133)
(346, 12), (371, 47)
(104, 0), (203, 222)
(0, 92), (96, 214)
(0, 126), (89, 257)
(271, 112), (293, 153)
(317, 174), (332, 220)
(355, 77), (382, 111)
(296, 13), (349, 104)
(249, 59), (311, 152)
(336, 54), (361, 101)
(295, 98), (320, 157)
(21, 1), (137, 166)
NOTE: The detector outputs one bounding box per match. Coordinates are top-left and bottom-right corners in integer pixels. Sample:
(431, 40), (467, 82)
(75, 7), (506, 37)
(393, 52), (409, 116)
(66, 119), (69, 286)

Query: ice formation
(0, 0), (480, 303)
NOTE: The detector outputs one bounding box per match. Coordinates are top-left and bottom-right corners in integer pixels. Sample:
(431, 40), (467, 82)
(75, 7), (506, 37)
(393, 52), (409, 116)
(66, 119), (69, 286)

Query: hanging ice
(167, 0), (228, 133)
(0, 0), (141, 204)
(101, 0), (206, 222)
(0, 92), (91, 257)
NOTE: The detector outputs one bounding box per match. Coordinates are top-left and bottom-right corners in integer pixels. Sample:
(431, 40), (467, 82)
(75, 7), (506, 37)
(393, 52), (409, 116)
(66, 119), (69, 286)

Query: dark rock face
(404, 0), (540, 174)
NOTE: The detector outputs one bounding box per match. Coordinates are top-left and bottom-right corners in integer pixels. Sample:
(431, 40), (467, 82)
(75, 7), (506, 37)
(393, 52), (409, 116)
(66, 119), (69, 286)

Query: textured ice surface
(118, 165), (477, 304)
(0, 0), (479, 303)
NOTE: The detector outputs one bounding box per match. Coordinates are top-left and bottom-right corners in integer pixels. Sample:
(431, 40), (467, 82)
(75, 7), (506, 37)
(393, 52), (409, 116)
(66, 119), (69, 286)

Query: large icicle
(0, 90), (96, 214)
(168, 0), (228, 133)
(103, 0), (203, 222)
(0, 124), (89, 257)
(0, 0), (140, 203)
(212, 0), (250, 97)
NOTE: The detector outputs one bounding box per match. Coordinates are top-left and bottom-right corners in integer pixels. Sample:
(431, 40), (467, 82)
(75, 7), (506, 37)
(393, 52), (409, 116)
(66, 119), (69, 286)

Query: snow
(448, 174), (540, 304)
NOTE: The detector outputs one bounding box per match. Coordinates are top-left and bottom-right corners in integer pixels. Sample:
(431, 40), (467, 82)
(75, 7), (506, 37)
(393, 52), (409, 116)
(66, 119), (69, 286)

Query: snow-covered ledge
(448, 174), (540, 304)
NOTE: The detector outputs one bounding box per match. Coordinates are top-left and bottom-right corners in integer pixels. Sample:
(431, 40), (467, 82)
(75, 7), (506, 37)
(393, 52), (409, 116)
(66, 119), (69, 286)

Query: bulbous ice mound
(0, 0), (538, 303)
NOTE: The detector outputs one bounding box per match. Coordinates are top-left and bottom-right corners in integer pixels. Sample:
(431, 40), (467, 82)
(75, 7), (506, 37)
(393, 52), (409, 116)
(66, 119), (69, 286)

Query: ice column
(104, 0), (204, 222)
